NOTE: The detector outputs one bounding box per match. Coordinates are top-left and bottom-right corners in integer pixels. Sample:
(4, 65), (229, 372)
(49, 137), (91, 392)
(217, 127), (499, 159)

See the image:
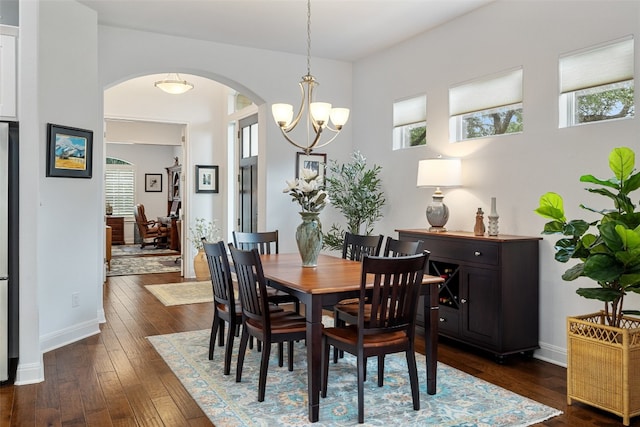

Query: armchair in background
(133, 204), (169, 248)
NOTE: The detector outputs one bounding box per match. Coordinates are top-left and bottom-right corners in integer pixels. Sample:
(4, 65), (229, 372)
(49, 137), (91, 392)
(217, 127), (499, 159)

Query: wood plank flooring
(1, 270), (636, 426)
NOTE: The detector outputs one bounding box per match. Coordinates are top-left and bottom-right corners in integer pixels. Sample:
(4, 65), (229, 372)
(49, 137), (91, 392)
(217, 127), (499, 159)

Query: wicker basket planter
(567, 311), (640, 425)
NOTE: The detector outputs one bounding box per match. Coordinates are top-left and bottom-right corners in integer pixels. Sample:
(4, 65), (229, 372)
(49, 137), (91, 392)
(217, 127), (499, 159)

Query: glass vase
(296, 212), (323, 267)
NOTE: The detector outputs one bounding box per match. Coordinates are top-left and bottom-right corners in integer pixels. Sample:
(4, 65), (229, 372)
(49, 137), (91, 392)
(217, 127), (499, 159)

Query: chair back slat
(203, 241), (235, 311)
(233, 230), (279, 254)
(342, 232), (384, 261)
(359, 253), (429, 337)
(228, 244), (270, 329)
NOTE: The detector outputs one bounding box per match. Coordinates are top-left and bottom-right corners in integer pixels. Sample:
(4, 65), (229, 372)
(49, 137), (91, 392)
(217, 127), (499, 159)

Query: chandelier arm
(277, 126), (314, 153)
(308, 130), (342, 151)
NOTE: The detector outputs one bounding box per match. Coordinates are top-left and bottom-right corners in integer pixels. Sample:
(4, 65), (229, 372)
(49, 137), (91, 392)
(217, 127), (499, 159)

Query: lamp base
(426, 190), (450, 232)
(428, 225), (448, 233)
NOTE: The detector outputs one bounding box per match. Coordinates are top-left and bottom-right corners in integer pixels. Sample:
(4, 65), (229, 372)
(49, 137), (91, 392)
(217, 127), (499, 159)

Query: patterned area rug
(111, 244), (179, 257)
(148, 327), (562, 426)
(107, 255), (181, 276)
(145, 281), (212, 306)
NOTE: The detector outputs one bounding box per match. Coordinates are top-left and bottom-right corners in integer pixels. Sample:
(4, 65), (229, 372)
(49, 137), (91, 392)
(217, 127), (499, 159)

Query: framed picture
(195, 165), (219, 193)
(46, 123), (93, 178)
(296, 152), (326, 183)
(145, 173), (163, 192)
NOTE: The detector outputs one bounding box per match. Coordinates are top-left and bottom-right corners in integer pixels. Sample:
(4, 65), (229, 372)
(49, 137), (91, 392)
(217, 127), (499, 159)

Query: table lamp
(416, 158), (462, 232)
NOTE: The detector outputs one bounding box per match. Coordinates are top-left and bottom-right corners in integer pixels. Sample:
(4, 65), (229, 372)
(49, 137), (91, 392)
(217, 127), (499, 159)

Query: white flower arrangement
(189, 217), (221, 251)
(283, 168), (329, 213)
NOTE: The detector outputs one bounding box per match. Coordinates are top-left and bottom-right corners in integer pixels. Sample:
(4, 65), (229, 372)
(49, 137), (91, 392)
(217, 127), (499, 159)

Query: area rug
(145, 281), (212, 306)
(148, 328), (562, 427)
(107, 255), (181, 276)
(111, 244), (179, 257)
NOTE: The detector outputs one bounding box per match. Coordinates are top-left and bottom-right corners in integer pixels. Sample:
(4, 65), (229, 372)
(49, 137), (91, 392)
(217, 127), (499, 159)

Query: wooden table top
(260, 253), (443, 295)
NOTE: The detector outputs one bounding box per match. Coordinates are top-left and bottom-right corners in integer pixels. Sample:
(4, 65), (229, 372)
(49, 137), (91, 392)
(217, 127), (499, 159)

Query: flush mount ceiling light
(154, 73), (194, 95)
(271, 0), (350, 155)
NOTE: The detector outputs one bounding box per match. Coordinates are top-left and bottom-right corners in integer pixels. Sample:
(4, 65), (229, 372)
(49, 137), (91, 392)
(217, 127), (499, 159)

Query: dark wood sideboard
(397, 229), (541, 360)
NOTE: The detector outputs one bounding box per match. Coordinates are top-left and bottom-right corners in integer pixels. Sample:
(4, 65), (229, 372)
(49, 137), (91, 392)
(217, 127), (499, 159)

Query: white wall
(16, 0), (102, 384)
(352, 0), (640, 365)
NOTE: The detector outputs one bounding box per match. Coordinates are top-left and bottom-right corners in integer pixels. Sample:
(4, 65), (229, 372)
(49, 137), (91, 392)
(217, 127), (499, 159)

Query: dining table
(259, 253), (444, 423)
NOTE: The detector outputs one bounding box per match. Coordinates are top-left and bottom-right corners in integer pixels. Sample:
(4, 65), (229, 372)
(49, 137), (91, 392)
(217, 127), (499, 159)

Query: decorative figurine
(474, 207), (485, 236)
(488, 197), (499, 236)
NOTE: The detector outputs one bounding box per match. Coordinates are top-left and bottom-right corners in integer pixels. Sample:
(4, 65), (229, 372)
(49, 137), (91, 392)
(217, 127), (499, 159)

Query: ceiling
(79, 0), (494, 62)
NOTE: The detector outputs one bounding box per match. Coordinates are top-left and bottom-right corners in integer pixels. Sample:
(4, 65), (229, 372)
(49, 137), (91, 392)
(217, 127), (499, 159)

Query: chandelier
(154, 73), (194, 94)
(271, 0), (350, 154)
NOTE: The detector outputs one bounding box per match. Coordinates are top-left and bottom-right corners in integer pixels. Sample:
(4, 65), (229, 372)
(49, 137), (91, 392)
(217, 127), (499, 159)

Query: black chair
(204, 240), (240, 375)
(233, 230), (300, 312)
(341, 232), (384, 261)
(229, 244), (308, 402)
(321, 253), (429, 423)
(334, 237), (426, 334)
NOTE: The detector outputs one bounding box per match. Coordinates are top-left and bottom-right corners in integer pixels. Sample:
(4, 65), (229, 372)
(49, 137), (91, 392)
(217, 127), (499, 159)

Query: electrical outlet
(72, 292), (80, 308)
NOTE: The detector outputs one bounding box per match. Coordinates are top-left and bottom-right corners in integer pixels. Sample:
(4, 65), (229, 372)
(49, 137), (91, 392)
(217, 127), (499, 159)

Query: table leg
(425, 283), (438, 395)
(306, 297), (323, 422)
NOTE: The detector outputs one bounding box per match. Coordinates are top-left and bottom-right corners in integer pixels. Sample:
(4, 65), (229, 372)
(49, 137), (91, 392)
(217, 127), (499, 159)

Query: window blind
(449, 68), (523, 117)
(560, 37), (634, 94)
(105, 165), (135, 217)
(393, 95), (426, 127)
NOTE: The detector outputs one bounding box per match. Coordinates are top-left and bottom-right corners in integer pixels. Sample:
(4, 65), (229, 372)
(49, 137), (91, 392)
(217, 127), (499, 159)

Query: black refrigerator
(0, 120), (18, 384)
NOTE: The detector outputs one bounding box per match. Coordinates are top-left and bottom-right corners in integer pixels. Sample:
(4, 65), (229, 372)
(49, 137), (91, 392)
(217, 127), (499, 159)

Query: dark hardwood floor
(0, 270), (635, 426)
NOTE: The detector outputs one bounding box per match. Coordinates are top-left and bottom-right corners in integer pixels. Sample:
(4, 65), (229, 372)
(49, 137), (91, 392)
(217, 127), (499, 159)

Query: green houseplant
(534, 146), (640, 425)
(323, 151), (386, 250)
(534, 146), (640, 327)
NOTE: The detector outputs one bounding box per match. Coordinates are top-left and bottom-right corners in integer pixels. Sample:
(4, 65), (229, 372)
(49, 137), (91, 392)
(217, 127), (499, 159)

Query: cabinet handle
(460, 298), (467, 304)
(439, 317), (446, 322)
(474, 251), (482, 256)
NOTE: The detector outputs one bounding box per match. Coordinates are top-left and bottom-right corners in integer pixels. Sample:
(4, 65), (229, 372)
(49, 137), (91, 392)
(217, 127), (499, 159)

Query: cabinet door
(460, 266), (499, 347)
(0, 34), (16, 118)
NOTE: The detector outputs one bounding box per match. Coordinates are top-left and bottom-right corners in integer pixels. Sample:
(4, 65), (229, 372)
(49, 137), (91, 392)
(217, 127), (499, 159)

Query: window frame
(105, 158), (136, 218)
(392, 95), (427, 150)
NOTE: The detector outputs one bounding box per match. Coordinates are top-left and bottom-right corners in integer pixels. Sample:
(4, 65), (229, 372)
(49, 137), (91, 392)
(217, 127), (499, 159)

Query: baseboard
(40, 318), (101, 354)
(14, 358), (44, 385)
(534, 341), (567, 367)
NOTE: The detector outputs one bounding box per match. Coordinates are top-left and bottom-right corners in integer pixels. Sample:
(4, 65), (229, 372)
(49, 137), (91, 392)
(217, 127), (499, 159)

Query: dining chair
(229, 244), (308, 402)
(232, 230), (300, 312)
(321, 253), (429, 423)
(334, 237), (426, 336)
(204, 240), (240, 375)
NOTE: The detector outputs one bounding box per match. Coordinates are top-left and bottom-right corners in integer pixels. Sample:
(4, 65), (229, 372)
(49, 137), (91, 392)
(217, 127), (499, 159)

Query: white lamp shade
(330, 108), (350, 127)
(310, 102), (332, 125)
(272, 103), (294, 126)
(417, 158), (462, 188)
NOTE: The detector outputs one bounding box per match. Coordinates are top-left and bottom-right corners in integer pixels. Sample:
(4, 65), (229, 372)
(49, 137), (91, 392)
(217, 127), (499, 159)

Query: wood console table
(106, 216), (125, 245)
(397, 229), (541, 360)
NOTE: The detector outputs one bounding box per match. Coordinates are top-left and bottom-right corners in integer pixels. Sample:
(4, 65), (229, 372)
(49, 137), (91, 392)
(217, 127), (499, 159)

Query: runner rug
(148, 328), (562, 427)
(145, 281), (212, 306)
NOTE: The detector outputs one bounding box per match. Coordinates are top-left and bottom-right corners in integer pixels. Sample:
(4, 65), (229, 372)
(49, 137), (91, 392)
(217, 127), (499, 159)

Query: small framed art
(46, 123), (93, 178)
(296, 152), (326, 183)
(195, 165), (219, 193)
(145, 173), (163, 192)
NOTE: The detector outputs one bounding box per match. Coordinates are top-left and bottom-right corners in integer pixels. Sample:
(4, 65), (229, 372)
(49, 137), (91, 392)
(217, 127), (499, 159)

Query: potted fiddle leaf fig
(534, 146), (640, 426)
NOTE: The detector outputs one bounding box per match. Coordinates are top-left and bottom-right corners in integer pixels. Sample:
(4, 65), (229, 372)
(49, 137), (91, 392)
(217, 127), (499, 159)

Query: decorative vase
(194, 248), (210, 280)
(488, 197), (499, 236)
(296, 212), (323, 267)
(474, 208), (485, 236)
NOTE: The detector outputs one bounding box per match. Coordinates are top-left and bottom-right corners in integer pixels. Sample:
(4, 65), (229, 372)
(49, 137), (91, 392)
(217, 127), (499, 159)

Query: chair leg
(278, 342), (284, 367)
(218, 321), (226, 347)
(288, 341), (294, 371)
(209, 315), (220, 360)
(321, 336), (331, 398)
(223, 322), (235, 376)
(406, 349), (420, 411)
(377, 355), (385, 387)
(258, 342), (271, 402)
(236, 330), (249, 383)
(357, 352), (365, 424)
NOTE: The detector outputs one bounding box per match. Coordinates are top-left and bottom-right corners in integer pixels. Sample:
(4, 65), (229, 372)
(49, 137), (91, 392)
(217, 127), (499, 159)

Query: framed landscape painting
(46, 123), (93, 178)
(296, 152), (326, 183)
